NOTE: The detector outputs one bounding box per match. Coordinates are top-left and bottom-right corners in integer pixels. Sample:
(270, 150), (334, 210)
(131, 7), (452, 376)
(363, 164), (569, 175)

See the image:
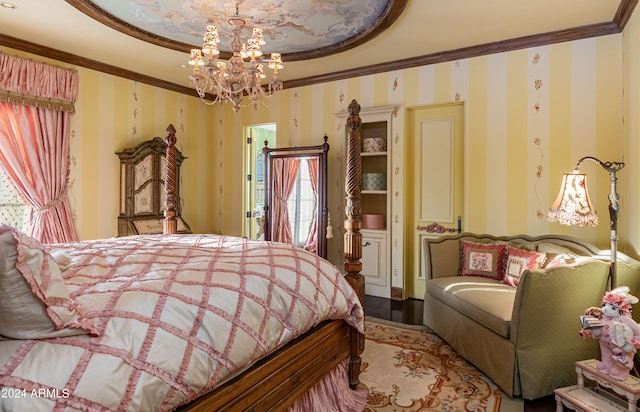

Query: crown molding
(0, 0), (635, 97)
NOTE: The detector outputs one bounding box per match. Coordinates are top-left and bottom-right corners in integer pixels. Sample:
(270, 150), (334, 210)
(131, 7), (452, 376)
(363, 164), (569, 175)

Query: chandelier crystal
(188, 7), (284, 112)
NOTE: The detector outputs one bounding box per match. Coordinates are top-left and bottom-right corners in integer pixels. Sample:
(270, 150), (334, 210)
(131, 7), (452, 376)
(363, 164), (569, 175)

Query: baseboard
(391, 287), (403, 301)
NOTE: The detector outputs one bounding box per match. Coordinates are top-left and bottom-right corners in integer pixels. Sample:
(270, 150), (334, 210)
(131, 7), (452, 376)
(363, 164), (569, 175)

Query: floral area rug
(360, 318), (513, 412)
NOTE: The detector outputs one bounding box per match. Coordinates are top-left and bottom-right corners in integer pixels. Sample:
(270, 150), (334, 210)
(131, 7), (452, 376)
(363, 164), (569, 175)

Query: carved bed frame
(161, 99), (365, 411)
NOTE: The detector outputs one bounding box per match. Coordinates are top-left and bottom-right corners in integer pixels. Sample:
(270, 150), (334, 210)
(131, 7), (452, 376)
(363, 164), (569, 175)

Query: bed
(0, 99), (366, 411)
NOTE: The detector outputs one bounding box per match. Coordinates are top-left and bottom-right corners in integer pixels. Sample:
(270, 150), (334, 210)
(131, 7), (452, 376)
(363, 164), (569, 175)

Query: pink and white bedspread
(0, 234), (364, 411)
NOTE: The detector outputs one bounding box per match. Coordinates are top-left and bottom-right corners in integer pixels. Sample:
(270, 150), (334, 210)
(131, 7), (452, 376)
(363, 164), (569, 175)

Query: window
(287, 160), (316, 247)
(0, 167), (27, 231)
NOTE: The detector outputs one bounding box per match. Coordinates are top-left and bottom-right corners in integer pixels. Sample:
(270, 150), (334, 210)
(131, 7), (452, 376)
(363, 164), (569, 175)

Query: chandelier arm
(192, 82), (222, 105)
(208, 72), (240, 96)
(209, 70), (275, 98)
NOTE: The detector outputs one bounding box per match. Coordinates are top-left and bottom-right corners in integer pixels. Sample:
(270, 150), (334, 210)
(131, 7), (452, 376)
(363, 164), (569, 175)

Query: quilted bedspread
(0, 234), (364, 411)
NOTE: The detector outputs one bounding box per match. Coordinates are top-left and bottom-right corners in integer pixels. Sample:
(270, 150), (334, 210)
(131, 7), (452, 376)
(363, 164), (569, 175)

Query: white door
(405, 103), (464, 299)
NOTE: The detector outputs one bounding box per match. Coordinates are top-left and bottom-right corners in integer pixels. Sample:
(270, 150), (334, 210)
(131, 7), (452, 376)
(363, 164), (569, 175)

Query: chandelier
(188, 7), (284, 112)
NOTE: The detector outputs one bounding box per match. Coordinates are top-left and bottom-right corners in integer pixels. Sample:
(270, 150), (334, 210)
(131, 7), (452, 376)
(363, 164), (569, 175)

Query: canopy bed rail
(262, 135), (330, 258)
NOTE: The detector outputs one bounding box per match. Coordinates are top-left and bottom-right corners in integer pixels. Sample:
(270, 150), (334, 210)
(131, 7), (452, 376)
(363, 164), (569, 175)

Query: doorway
(405, 102), (464, 299)
(243, 123), (276, 240)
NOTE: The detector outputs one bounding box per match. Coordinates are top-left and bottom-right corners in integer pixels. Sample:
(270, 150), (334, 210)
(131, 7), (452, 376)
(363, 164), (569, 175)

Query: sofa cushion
(536, 242), (579, 267)
(459, 240), (508, 280)
(503, 246), (547, 287)
(426, 276), (515, 338)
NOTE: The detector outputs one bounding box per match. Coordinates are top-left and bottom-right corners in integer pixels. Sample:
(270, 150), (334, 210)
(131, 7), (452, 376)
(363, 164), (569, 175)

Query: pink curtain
(303, 157), (319, 252)
(271, 157), (300, 245)
(0, 52), (78, 112)
(0, 52), (78, 243)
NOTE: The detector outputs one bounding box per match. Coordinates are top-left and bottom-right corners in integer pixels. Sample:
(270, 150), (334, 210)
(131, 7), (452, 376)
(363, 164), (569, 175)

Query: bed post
(344, 99), (365, 389)
(163, 124), (178, 235)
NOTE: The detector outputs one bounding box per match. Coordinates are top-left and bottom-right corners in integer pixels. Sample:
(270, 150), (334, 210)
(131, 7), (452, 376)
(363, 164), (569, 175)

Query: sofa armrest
(510, 260), (610, 399)
(423, 236), (462, 279)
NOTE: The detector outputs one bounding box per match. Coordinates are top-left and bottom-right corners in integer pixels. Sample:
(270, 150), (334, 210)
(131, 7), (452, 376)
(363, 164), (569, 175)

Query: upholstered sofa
(422, 232), (640, 400)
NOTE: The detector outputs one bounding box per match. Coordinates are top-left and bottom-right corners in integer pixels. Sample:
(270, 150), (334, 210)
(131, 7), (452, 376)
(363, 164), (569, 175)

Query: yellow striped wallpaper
(212, 33), (626, 271)
(68, 73), (216, 241)
(2, 10), (638, 293)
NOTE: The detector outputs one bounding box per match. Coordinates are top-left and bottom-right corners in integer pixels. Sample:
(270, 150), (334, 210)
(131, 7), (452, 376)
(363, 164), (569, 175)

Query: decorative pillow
(503, 246), (547, 287)
(544, 254), (573, 268)
(536, 242), (580, 257)
(0, 225), (96, 339)
(536, 242), (579, 267)
(459, 240), (508, 280)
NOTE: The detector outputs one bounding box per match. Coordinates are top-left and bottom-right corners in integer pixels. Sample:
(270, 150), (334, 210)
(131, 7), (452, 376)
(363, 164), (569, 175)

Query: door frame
(404, 102), (465, 299)
(242, 123), (277, 239)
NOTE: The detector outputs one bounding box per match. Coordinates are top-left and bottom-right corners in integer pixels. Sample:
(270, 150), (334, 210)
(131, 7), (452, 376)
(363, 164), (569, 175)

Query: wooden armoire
(116, 137), (190, 236)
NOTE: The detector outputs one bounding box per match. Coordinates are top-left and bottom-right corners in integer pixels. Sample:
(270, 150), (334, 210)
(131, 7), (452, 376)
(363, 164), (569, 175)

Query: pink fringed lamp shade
(547, 172), (598, 226)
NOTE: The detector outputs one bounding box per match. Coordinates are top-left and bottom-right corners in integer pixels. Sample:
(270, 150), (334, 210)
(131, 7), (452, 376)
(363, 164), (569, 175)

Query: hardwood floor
(364, 295), (556, 411)
(364, 295), (424, 325)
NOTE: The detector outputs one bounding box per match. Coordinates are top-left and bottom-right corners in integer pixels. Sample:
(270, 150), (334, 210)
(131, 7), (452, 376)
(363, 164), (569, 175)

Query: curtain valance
(0, 52), (78, 113)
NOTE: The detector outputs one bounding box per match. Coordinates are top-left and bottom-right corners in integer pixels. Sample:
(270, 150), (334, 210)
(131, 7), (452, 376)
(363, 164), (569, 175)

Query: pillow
(536, 242), (580, 257)
(0, 225), (96, 339)
(459, 240), (508, 280)
(536, 242), (579, 267)
(503, 246), (547, 287)
(544, 254), (574, 268)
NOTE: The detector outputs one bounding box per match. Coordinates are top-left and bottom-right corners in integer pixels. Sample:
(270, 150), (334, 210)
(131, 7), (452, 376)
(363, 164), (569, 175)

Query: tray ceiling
(82, 0), (401, 61)
(0, 0), (632, 95)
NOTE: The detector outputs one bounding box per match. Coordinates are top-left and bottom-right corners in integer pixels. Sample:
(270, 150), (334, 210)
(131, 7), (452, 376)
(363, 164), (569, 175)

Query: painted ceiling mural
(90, 0), (390, 55)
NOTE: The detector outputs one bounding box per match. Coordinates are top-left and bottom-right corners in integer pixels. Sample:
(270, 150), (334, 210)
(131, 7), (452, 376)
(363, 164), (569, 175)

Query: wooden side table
(554, 359), (640, 411)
